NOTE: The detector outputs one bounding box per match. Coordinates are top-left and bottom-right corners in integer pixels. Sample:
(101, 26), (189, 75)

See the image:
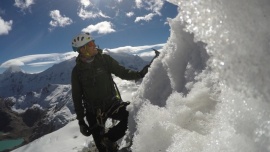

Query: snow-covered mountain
(0, 51), (147, 98)
(11, 0), (270, 152)
(3, 66), (24, 75)
(0, 58), (74, 98)
(0, 51), (149, 151)
(104, 49), (148, 71)
(0, 0), (268, 151)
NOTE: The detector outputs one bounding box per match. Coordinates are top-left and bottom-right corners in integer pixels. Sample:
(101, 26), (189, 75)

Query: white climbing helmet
(71, 32), (94, 52)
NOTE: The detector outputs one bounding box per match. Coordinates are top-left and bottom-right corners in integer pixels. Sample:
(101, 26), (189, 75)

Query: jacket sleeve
(103, 54), (143, 80)
(71, 66), (85, 121)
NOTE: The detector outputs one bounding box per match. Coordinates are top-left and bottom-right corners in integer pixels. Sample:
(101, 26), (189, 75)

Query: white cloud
(0, 44), (163, 72)
(80, 0), (92, 7)
(98, 12), (110, 18)
(78, 9), (98, 19)
(0, 52), (77, 68)
(14, 0), (35, 10)
(145, 0), (164, 15)
(82, 21), (115, 34)
(0, 16), (13, 35)
(133, 0), (164, 23)
(126, 12), (134, 17)
(78, 8), (110, 20)
(135, 0), (164, 13)
(27, 61), (60, 67)
(135, 0), (143, 8)
(135, 13), (155, 22)
(107, 43), (164, 54)
(49, 10), (73, 28)
(77, 0), (110, 20)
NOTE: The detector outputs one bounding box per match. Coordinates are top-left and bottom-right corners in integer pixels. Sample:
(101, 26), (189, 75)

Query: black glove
(79, 120), (91, 136)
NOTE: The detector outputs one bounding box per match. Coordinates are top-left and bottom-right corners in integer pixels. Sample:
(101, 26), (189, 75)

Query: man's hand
(79, 120), (91, 136)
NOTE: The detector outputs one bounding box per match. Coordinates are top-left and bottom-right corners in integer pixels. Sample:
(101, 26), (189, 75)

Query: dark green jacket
(71, 51), (142, 120)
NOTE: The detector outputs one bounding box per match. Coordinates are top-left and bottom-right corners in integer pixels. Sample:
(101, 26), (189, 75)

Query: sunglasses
(80, 40), (95, 51)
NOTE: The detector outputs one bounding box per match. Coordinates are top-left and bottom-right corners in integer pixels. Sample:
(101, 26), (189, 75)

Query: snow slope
(12, 77), (138, 152)
(13, 0), (270, 152)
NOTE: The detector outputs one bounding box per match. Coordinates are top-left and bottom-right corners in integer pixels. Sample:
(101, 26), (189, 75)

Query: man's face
(79, 41), (98, 57)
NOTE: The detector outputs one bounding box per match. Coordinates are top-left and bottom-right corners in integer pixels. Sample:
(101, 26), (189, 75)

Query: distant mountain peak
(3, 65), (24, 74)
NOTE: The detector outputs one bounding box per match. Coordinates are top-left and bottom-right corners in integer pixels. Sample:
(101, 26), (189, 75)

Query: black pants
(86, 104), (129, 152)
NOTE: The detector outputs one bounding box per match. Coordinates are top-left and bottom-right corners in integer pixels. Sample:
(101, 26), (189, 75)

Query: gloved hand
(79, 120), (91, 136)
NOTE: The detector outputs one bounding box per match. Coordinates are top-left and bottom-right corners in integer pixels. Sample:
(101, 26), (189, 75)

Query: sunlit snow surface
(131, 0), (270, 151)
(13, 0), (270, 152)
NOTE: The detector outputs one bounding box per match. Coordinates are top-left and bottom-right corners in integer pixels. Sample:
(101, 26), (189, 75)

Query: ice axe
(136, 49), (160, 82)
(149, 48), (160, 65)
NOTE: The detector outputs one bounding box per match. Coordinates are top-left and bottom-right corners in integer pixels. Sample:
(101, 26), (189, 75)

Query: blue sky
(0, 0), (177, 73)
